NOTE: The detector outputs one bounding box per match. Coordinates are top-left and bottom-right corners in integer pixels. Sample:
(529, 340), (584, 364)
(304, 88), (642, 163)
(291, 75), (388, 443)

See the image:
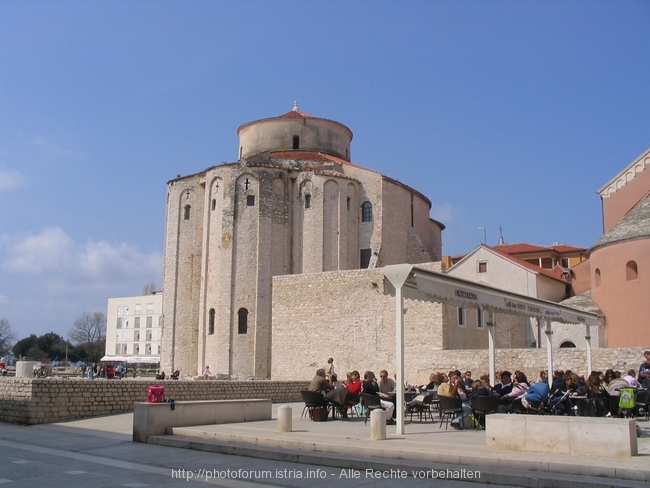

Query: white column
(544, 319), (554, 389)
(585, 324), (592, 375)
(487, 311), (496, 387)
(382, 264), (412, 436)
(395, 281), (405, 435)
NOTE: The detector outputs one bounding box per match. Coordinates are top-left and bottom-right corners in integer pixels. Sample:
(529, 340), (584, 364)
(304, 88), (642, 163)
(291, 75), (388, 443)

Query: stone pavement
(6, 403), (649, 488)
(141, 402), (650, 488)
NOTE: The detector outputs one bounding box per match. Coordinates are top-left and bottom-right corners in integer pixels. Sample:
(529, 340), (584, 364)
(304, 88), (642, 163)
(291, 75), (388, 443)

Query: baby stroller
(170, 369), (181, 380)
(547, 388), (573, 415)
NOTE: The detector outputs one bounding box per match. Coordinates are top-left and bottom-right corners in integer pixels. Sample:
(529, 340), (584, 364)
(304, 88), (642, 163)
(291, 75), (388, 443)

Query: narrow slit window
(246, 195), (255, 206)
(208, 308), (215, 335)
(238, 308), (248, 334)
(305, 194), (311, 208)
(184, 204), (191, 220)
(211, 199), (216, 211)
(457, 307), (465, 327)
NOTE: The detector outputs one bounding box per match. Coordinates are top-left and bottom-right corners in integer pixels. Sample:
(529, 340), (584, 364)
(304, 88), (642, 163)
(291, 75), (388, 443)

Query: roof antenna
(497, 226), (505, 245)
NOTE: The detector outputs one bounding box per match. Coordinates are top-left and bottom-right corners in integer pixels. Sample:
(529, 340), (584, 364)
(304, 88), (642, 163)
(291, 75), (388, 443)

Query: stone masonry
(0, 378), (307, 425)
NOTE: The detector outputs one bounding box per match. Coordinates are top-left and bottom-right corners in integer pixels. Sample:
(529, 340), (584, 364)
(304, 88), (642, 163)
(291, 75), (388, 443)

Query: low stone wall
(0, 378), (308, 425)
(417, 347), (650, 385)
(486, 414), (638, 458)
(133, 399), (272, 442)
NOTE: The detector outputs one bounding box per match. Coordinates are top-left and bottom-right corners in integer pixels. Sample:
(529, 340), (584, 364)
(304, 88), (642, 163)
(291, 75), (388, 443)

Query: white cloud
(1, 226), (162, 291)
(0, 227), (163, 337)
(1, 227), (74, 274)
(0, 167), (26, 192)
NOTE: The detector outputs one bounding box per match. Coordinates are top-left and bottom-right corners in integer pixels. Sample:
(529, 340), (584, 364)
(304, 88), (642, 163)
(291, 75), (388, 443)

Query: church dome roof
(590, 193), (650, 252)
(236, 103), (353, 161)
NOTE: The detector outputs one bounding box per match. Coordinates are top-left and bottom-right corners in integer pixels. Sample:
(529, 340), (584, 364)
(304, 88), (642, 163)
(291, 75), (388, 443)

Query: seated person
(623, 369), (642, 389)
(493, 371), (514, 397)
(418, 372), (440, 392)
(325, 370), (361, 418)
(438, 372), (472, 429)
(362, 371), (395, 424)
(462, 371), (473, 390)
(378, 370), (397, 418)
(550, 373), (580, 414)
(378, 370), (397, 395)
(467, 380), (494, 399)
(581, 372), (609, 416)
(497, 371), (529, 413)
(308, 368), (332, 393)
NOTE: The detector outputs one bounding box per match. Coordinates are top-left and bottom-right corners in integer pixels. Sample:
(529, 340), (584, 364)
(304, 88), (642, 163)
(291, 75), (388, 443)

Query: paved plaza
(0, 403), (649, 487)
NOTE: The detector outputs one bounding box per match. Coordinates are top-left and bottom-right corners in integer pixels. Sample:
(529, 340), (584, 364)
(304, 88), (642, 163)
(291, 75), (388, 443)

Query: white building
(103, 292), (163, 364)
(445, 244), (603, 349)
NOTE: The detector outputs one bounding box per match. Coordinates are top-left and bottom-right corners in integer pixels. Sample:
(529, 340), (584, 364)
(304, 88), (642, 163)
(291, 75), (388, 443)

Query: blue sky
(1, 1), (649, 341)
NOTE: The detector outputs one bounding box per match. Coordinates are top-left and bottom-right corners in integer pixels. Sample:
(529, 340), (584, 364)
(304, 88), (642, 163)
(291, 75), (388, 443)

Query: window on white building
(457, 307), (466, 327)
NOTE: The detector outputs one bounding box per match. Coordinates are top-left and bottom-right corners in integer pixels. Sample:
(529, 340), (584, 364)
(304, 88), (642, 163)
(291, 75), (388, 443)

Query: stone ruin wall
(0, 378), (307, 425)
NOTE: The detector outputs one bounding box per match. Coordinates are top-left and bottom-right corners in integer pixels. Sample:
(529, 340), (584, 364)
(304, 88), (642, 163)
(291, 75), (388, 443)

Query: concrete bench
(486, 413), (637, 458)
(133, 399), (272, 442)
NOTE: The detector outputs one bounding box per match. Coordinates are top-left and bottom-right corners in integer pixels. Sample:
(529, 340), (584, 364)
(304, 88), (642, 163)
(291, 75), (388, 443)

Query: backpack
(619, 388), (636, 409)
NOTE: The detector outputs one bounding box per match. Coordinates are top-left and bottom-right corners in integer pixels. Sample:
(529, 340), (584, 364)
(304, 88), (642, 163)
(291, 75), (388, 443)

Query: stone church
(161, 104), (445, 378)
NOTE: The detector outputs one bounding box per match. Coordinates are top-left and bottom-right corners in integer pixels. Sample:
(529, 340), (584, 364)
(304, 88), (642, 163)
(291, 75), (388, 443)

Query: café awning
(392, 264), (601, 326)
(100, 355), (160, 364)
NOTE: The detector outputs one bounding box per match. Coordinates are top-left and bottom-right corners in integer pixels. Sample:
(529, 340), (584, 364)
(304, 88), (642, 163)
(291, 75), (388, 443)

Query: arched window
(208, 308), (215, 335)
(305, 194), (311, 209)
(292, 135), (300, 149)
(559, 341), (576, 348)
(626, 261), (638, 281)
(361, 201), (373, 222)
(594, 268), (601, 287)
(211, 199), (216, 211)
(237, 308), (248, 335)
(184, 204), (191, 220)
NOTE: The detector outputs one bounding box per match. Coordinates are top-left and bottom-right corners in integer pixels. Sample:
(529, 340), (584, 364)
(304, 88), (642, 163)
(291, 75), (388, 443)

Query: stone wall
(0, 379), (308, 425)
(417, 347), (650, 385)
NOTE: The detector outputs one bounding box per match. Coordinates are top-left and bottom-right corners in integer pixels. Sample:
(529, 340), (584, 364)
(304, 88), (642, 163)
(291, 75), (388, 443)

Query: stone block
(487, 414), (637, 458)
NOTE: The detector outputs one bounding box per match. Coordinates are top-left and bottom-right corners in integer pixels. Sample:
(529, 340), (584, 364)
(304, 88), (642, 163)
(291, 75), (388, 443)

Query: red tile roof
(492, 242), (586, 254)
(278, 108), (316, 119)
(270, 150), (377, 173)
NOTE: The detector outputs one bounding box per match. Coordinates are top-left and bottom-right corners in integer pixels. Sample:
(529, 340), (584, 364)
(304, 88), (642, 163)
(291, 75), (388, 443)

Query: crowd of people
(307, 351), (650, 428)
(307, 358), (398, 425)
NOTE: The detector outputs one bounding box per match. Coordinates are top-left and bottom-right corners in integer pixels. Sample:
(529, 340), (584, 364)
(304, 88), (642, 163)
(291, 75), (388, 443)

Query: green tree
(12, 332), (70, 362)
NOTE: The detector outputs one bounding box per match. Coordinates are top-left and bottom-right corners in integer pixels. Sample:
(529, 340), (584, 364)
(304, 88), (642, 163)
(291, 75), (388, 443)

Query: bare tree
(0, 318), (17, 357)
(142, 281), (157, 295)
(69, 312), (106, 362)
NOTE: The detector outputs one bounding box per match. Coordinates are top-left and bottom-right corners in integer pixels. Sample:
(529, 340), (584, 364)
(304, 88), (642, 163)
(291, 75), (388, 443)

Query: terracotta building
(588, 148), (650, 347)
(161, 105), (444, 377)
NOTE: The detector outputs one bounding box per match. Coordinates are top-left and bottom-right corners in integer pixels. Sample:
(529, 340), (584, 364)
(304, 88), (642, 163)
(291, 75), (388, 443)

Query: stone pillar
(16, 361), (38, 378)
(277, 405), (292, 432)
(370, 409), (386, 440)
